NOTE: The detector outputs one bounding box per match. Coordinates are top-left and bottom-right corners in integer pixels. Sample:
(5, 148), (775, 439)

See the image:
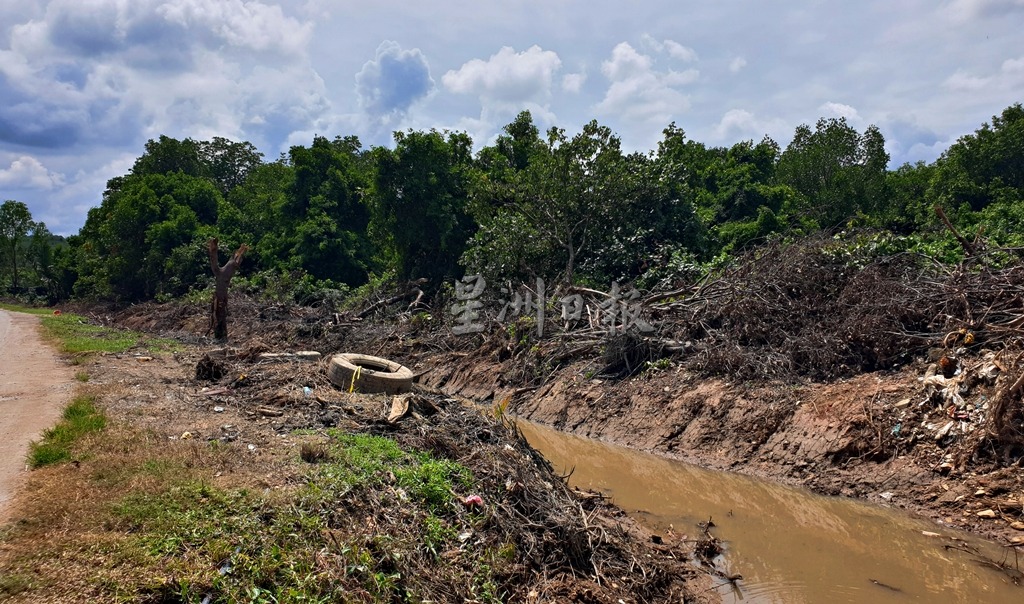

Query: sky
(1, 0), (1023, 236)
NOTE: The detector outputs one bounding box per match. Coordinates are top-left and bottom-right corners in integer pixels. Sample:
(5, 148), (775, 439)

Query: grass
(0, 303), (179, 356)
(0, 303), (53, 316)
(3, 429), (479, 604)
(39, 431), (481, 602)
(28, 394), (107, 468)
(322, 432), (474, 511)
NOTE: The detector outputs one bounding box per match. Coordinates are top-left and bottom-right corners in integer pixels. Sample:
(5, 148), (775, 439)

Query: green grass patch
(319, 432), (474, 512)
(28, 394), (107, 468)
(0, 303), (54, 316)
(0, 572), (35, 597)
(1, 303), (180, 356)
(108, 433), (478, 602)
(40, 313), (144, 355)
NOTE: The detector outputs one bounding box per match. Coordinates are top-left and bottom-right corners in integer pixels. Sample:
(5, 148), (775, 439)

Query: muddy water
(517, 421), (1022, 603)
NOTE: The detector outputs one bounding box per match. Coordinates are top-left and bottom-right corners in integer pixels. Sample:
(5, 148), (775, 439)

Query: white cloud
(562, 72), (586, 93)
(1002, 56), (1024, 73)
(944, 0), (1024, 21)
(714, 109), (756, 139)
(156, 0), (313, 56)
(602, 42), (653, 81)
(595, 42), (696, 127)
(443, 45), (562, 103)
(664, 40), (698, 62)
(0, 0), (326, 151)
(729, 56), (747, 73)
(712, 109), (787, 142)
(820, 102), (861, 121)
(639, 35), (698, 62)
(943, 70), (991, 90)
(0, 155), (65, 190)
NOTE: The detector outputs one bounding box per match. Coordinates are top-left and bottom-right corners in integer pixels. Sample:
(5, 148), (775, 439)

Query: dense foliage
(3, 102), (1023, 303)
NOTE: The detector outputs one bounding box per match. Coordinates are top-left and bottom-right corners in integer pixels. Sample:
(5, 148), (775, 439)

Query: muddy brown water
(517, 420), (1022, 603)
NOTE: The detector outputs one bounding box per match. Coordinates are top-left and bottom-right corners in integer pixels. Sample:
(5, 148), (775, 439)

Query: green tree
(134, 134), (266, 196)
(74, 172), (223, 300)
(654, 126), (791, 255)
(884, 161), (937, 232)
(467, 118), (712, 287)
(584, 148), (708, 283)
(930, 103), (1024, 213)
(371, 129), (477, 285)
(509, 120), (627, 285)
(777, 118), (889, 228)
(0, 200), (34, 289)
(27, 222), (56, 291)
(284, 135), (374, 285)
(198, 136), (265, 194)
(131, 135), (206, 178)
(223, 161), (294, 270)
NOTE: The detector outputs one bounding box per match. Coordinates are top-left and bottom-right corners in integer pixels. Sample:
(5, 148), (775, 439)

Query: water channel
(516, 421), (1022, 603)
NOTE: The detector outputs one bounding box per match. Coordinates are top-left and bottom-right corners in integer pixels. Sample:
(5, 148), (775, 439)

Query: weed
(74, 370), (90, 382)
(492, 396), (510, 420)
(0, 304), (54, 316)
(28, 394), (106, 467)
(505, 316), (536, 348)
(316, 432), (473, 512)
(410, 311), (432, 329)
(473, 563), (502, 603)
(422, 514), (456, 556)
(497, 541), (516, 561)
(39, 314), (141, 354)
(642, 357), (673, 377)
(299, 442), (328, 463)
(0, 573), (34, 596)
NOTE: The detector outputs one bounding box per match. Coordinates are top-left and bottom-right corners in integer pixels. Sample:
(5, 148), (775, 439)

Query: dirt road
(0, 310), (73, 521)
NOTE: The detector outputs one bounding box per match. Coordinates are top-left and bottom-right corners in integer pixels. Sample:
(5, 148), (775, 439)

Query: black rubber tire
(328, 353), (414, 394)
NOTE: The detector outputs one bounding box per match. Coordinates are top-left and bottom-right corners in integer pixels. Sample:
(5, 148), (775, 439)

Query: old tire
(328, 353), (414, 394)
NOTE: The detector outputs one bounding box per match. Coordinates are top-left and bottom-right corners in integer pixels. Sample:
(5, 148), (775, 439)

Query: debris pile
(182, 346), (704, 602)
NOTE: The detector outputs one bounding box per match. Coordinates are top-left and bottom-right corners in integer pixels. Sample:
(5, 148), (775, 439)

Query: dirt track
(0, 310), (73, 521)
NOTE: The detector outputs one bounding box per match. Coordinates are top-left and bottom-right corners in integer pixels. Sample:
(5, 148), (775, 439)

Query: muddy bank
(415, 349), (1024, 547)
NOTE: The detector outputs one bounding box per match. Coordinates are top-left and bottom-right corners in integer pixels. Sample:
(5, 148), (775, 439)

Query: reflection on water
(517, 420), (1022, 604)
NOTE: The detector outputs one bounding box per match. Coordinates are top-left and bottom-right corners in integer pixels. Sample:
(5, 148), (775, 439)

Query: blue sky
(1, 0), (1023, 235)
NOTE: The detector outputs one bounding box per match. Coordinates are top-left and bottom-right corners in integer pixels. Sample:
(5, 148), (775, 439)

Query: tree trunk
(8, 242), (18, 289)
(208, 238), (249, 341)
(565, 239), (576, 286)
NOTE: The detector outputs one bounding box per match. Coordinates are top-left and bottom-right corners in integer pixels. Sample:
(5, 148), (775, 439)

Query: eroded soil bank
(418, 349), (1024, 547)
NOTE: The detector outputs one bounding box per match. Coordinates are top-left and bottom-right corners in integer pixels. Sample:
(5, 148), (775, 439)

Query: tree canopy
(9, 102), (1022, 305)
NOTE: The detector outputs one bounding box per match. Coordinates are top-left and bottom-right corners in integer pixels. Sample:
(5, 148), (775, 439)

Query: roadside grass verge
(0, 304), (52, 316)
(109, 432), (480, 602)
(28, 394), (106, 468)
(3, 423), (492, 603)
(0, 303), (179, 357)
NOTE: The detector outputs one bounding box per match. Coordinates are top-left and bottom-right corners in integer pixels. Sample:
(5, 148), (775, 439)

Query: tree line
(2, 102), (1023, 303)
